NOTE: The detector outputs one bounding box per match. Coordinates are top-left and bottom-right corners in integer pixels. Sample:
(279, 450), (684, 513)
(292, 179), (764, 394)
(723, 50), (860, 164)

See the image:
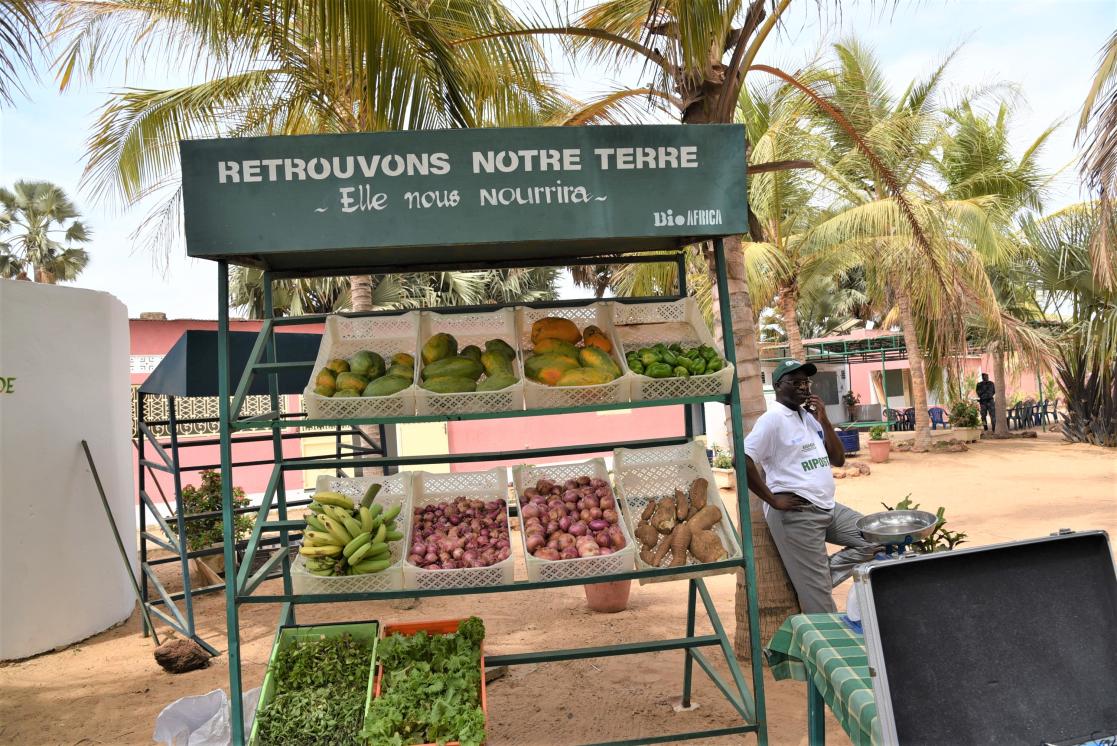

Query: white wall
(0, 280), (136, 659)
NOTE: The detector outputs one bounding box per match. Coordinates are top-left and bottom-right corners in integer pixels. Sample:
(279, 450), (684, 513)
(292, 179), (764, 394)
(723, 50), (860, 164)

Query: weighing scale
(844, 509), (939, 626)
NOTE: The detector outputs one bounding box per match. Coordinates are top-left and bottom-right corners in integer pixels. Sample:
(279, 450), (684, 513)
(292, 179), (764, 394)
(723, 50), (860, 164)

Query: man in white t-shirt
(744, 360), (879, 613)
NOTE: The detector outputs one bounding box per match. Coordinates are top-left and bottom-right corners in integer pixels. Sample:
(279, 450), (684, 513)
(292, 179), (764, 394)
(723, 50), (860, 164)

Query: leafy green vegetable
(361, 617), (486, 746)
(255, 634), (374, 746)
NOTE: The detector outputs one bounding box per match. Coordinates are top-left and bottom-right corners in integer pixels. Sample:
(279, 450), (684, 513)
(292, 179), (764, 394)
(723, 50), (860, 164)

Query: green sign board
(180, 124), (747, 270)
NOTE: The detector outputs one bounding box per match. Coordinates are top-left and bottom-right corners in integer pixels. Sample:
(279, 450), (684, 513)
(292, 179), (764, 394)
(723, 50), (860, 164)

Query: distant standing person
(744, 361), (879, 613)
(976, 373), (996, 431)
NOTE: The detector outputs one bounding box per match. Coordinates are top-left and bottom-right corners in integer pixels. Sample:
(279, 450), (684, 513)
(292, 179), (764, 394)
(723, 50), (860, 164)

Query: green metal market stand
(182, 124), (768, 745)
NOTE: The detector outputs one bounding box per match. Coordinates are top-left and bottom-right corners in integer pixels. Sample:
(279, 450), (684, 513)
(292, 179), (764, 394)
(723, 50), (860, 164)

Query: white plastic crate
(414, 308), (525, 416)
(612, 441), (743, 585)
(516, 303), (631, 409)
(402, 468), (516, 590)
(610, 297), (735, 401)
(511, 458), (636, 582)
(302, 313), (420, 420)
(290, 472), (412, 594)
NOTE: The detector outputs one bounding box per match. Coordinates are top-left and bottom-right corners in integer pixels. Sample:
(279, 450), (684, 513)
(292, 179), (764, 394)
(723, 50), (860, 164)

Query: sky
(1, 0), (1113, 320)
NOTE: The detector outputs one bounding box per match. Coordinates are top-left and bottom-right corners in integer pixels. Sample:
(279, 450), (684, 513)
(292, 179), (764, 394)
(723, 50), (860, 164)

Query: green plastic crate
(248, 619), (379, 746)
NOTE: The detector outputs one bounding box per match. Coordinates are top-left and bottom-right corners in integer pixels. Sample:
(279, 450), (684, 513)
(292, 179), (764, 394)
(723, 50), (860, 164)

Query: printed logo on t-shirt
(800, 457), (830, 472)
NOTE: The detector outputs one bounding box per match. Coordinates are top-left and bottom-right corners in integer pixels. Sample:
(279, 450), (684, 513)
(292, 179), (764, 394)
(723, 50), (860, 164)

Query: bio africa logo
(652, 208), (724, 227)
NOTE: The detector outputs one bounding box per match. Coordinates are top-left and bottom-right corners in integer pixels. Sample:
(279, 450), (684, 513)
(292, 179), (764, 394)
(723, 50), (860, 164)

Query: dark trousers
(980, 400), (995, 431)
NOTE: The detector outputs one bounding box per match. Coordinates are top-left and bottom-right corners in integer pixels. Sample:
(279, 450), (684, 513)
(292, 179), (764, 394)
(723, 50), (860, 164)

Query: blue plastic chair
(902, 408), (916, 431)
(928, 406), (948, 429)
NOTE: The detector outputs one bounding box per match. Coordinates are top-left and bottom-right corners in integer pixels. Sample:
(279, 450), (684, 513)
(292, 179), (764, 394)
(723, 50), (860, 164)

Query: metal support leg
(263, 272), (296, 612)
(167, 399), (200, 644)
(681, 579), (697, 708)
(807, 678), (826, 746)
(218, 261), (246, 745)
(713, 237), (768, 744)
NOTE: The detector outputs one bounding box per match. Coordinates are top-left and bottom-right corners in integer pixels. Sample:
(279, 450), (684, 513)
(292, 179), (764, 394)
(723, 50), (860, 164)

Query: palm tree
(0, 0), (41, 105)
(52, 0), (553, 310)
(1078, 30), (1117, 285)
(938, 100), (1057, 433)
(801, 42), (1020, 452)
(0, 180), (91, 283)
(1021, 204), (1117, 446)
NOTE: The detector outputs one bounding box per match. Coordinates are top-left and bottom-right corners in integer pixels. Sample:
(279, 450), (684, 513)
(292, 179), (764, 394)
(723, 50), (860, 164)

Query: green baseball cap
(773, 359), (817, 383)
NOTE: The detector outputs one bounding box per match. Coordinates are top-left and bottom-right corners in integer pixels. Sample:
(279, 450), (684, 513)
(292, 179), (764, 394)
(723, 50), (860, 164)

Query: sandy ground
(1, 433), (1114, 746)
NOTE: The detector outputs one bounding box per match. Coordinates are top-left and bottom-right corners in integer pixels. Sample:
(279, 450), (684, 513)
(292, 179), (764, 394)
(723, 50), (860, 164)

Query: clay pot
(583, 579), (632, 613)
(868, 439), (892, 463)
(712, 467), (736, 491)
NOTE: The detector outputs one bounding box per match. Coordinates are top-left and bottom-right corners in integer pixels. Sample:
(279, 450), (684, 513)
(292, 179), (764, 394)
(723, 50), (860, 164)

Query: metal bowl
(856, 510), (939, 545)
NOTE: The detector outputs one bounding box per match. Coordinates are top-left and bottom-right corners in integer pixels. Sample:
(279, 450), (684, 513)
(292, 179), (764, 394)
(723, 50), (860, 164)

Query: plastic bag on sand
(152, 687), (260, 745)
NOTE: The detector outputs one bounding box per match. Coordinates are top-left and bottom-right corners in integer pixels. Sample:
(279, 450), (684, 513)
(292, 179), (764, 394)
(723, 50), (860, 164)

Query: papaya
(363, 375), (412, 397)
(421, 332), (458, 365)
(420, 376), (477, 393)
(386, 363), (415, 380)
(334, 389), (359, 398)
(578, 347), (622, 377)
(313, 384), (336, 397)
(477, 373), (517, 392)
(460, 345), (482, 363)
(555, 367), (616, 387)
(532, 338), (579, 360)
(530, 317), (581, 345)
(391, 352), (415, 368)
(335, 372), (370, 393)
(524, 353), (579, 383)
(485, 338), (516, 360)
(583, 330), (613, 354)
(348, 350), (385, 379)
(421, 356), (484, 381)
(481, 350), (514, 378)
(315, 368), (337, 388)
(326, 358), (350, 374)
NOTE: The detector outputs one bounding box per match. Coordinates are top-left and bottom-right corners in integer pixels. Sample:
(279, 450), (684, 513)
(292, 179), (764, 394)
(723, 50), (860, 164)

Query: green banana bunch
(299, 487), (401, 577)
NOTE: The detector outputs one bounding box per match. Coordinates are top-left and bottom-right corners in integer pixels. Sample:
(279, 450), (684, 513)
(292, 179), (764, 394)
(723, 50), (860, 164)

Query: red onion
(559, 516), (572, 532)
(569, 521), (588, 537)
(588, 519), (609, 532)
(594, 531), (611, 548)
(589, 507), (603, 520)
(560, 546), (579, 560)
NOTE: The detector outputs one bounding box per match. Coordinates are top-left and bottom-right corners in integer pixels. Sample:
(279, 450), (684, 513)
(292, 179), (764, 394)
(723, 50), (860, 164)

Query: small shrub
(869, 425), (888, 440)
(711, 446), (734, 469)
(841, 390), (860, 407)
(177, 469), (253, 552)
(949, 400), (980, 429)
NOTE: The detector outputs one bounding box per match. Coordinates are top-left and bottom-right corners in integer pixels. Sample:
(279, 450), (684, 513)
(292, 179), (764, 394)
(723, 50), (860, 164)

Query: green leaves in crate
(255, 634), (373, 746)
(361, 617), (486, 746)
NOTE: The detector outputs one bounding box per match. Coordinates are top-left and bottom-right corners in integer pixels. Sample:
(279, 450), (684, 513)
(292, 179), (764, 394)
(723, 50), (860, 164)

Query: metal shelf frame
(213, 242), (769, 745)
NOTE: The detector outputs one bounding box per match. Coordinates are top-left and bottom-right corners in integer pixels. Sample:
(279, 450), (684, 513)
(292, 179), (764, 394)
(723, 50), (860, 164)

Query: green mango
(363, 375), (412, 397)
(420, 376), (477, 393)
(477, 373), (517, 392)
(421, 355), (484, 381)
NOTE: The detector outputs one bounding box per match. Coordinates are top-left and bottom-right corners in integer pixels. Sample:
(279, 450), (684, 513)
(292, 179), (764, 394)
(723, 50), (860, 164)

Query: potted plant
(710, 446), (735, 490)
(842, 389), (861, 421)
(177, 469), (253, 582)
(947, 400), (981, 442)
(867, 425), (891, 463)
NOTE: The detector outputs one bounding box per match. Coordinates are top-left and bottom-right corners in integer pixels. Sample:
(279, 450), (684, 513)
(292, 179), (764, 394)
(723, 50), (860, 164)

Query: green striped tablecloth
(765, 613), (881, 746)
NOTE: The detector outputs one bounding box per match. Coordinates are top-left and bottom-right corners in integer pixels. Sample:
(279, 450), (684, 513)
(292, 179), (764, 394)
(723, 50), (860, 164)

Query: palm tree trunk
(35, 266), (56, 284)
(992, 343), (1011, 436)
(896, 285), (931, 451)
(349, 275), (374, 311)
(779, 289), (806, 361)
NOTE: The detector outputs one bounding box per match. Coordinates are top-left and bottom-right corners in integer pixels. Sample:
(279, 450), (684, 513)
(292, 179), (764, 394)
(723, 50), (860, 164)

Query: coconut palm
(938, 99), (1057, 433)
(1078, 30), (1117, 285)
(0, 180), (91, 283)
(800, 42), (1024, 451)
(0, 0), (41, 105)
(51, 0), (553, 309)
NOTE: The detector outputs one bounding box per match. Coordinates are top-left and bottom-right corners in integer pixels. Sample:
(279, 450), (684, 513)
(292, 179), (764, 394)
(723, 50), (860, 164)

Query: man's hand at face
(807, 395), (829, 422)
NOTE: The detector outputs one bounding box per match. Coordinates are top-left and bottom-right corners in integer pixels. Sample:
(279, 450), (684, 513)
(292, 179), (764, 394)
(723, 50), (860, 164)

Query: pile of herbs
(361, 616), (486, 746)
(255, 633), (373, 746)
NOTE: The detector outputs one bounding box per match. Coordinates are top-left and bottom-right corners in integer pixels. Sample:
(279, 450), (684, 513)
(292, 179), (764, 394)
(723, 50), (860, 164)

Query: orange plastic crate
(373, 618), (488, 746)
